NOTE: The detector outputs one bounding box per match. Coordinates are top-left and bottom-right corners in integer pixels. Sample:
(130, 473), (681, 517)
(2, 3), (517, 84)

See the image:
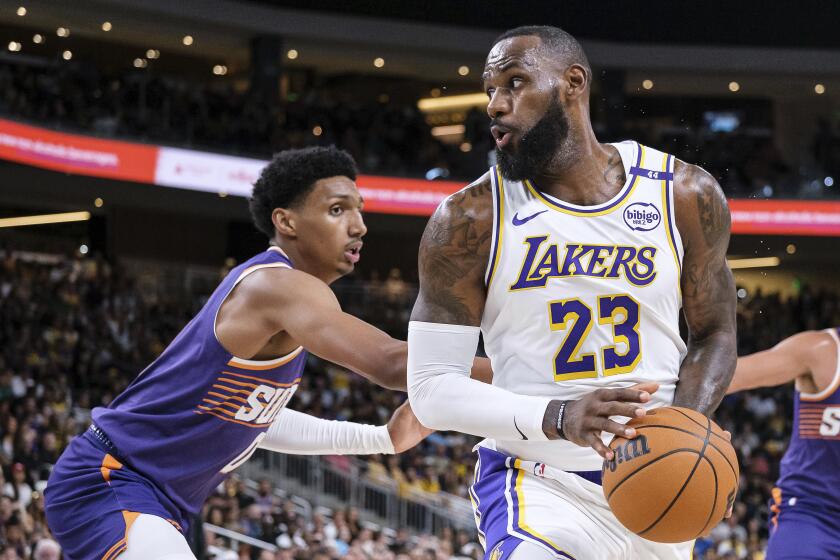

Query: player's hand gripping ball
(602, 406), (739, 543)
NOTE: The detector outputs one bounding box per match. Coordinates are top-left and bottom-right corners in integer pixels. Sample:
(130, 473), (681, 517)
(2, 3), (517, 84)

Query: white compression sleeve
(259, 409), (395, 455)
(407, 321), (553, 441)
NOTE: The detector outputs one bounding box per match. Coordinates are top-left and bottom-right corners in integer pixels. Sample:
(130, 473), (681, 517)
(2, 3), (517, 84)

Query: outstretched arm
(260, 401), (432, 455)
(672, 162), (737, 414)
(728, 331), (833, 394)
(218, 267), (409, 390)
(216, 267), (494, 392)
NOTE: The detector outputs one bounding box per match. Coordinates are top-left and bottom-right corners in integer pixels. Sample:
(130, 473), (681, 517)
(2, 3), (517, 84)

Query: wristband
(556, 400), (569, 440)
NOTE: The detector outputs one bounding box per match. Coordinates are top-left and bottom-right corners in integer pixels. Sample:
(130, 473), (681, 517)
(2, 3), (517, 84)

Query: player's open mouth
(491, 125), (514, 149)
(344, 242), (362, 264)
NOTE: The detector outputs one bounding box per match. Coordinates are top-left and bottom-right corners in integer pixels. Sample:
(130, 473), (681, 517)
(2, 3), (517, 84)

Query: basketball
(601, 406), (740, 543)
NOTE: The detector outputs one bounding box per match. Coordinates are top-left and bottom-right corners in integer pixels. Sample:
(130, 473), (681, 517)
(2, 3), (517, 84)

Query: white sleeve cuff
(259, 409), (395, 455)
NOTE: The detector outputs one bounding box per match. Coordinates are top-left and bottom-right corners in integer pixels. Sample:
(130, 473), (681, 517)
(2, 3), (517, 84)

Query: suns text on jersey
(509, 236), (657, 291)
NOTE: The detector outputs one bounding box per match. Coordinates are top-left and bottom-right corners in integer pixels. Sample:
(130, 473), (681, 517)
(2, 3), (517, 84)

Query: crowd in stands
(0, 57), (837, 198)
(203, 476), (481, 559)
(0, 246), (838, 559)
(0, 59), (485, 182)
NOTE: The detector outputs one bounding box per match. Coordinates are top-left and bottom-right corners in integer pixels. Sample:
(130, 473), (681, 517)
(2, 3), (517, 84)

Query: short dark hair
(493, 25), (591, 76)
(250, 146), (358, 238)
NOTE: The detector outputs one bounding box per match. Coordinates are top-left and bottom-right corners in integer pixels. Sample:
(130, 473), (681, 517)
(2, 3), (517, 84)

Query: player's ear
(271, 208), (297, 238)
(565, 64), (588, 99)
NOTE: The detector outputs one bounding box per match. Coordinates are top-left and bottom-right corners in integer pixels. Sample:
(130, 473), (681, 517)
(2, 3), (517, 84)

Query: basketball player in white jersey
(407, 26), (736, 560)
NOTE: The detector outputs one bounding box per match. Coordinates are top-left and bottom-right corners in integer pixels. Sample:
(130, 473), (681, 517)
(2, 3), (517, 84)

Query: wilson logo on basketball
(604, 434), (651, 473)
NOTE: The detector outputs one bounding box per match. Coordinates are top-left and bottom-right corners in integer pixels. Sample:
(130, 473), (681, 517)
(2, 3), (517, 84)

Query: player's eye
(486, 88), (496, 98)
(510, 77), (524, 88)
(330, 205), (343, 216)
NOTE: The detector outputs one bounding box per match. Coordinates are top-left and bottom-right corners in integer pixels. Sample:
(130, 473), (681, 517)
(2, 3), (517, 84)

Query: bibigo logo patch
(623, 202), (661, 232)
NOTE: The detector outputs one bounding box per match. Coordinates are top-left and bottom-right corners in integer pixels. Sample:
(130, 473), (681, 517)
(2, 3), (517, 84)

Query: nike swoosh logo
(514, 417), (528, 440)
(511, 210), (548, 226)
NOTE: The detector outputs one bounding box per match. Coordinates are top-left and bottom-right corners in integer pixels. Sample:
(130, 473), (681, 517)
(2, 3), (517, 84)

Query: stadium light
(418, 92), (487, 112)
(0, 211), (91, 229)
(182, 35), (194, 46)
(287, 49), (298, 60)
(431, 124), (465, 137)
(458, 66), (469, 76)
(16, 6), (26, 16)
(56, 27), (69, 38)
(815, 84), (826, 95)
(727, 257), (780, 270)
(101, 21), (112, 32)
(32, 34), (43, 44)
(728, 81), (740, 92)
(373, 57), (385, 68)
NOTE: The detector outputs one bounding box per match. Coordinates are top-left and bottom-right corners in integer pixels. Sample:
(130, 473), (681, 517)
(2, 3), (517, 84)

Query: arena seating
(1, 249), (833, 558)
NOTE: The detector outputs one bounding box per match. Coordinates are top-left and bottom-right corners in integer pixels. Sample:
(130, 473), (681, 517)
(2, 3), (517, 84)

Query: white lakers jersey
(480, 141), (686, 471)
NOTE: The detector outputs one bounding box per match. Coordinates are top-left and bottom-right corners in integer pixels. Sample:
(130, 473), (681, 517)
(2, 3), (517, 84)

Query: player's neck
(532, 127), (624, 206)
(269, 241), (337, 284)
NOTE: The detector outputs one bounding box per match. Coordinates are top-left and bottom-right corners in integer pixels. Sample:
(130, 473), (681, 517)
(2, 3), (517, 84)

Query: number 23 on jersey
(548, 293), (641, 381)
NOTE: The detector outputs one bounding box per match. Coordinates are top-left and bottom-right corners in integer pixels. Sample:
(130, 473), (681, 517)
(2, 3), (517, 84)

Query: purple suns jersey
(92, 246), (306, 516)
(775, 327), (840, 507)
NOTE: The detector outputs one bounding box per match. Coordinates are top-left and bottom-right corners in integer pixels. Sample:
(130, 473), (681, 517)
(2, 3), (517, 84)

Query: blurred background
(0, 1), (839, 558)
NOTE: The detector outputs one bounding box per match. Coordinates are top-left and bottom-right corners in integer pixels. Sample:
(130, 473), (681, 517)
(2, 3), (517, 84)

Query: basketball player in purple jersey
(728, 328), (840, 559)
(44, 147), (487, 559)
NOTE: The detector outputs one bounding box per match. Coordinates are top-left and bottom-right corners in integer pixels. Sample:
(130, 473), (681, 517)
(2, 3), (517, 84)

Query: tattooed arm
(672, 161), (737, 415)
(407, 174), (554, 441)
(410, 174), (494, 326)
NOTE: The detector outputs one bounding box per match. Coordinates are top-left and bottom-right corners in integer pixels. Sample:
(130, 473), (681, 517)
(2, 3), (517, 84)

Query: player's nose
(486, 89), (510, 119)
(349, 212), (367, 238)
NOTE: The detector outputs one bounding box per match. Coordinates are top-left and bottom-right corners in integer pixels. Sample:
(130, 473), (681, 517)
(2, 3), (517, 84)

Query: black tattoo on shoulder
(695, 184), (730, 248)
(603, 149), (626, 187)
(677, 162), (736, 336)
(467, 179), (492, 198)
(412, 177), (493, 325)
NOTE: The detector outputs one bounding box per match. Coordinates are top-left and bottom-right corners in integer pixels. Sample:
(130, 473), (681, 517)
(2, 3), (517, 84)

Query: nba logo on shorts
(623, 202), (661, 232)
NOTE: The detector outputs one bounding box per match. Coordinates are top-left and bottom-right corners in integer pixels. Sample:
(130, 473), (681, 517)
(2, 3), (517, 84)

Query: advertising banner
(0, 118), (157, 183)
(2, 118), (840, 235)
(729, 199), (840, 237)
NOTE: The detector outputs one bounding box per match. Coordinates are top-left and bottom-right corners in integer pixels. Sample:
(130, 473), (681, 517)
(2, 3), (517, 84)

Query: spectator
(32, 539), (60, 560)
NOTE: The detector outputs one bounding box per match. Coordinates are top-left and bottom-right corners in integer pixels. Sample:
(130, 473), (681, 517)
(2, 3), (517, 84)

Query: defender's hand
(386, 401), (434, 453)
(547, 382), (659, 459)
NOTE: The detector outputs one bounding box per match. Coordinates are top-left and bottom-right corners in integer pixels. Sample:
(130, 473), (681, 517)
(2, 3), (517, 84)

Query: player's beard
(496, 91), (570, 182)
